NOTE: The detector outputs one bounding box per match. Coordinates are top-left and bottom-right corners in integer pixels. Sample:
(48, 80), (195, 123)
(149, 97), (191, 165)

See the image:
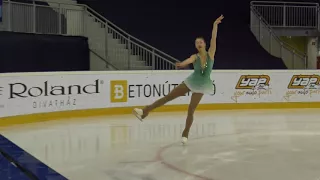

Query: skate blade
(132, 109), (143, 122)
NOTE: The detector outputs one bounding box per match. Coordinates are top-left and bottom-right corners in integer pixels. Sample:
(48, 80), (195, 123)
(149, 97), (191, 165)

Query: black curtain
(0, 32), (89, 73)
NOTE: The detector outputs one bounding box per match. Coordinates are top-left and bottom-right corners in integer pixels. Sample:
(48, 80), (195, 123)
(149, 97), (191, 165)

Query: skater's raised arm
(208, 15), (224, 60)
(176, 55), (196, 69)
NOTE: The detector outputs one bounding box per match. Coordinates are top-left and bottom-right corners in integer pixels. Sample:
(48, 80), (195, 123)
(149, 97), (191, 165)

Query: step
(107, 50), (151, 67)
(90, 52), (108, 71)
(129, 55), (140, 62)
(87, 19), (155, 70)
(107, 48), (129, 59)
(108, 55), (129, 65)
(130, 59), (145, 66)
(107, 42), (126, 49)
(130, 66), (153, 70)
(107, 56), (151, 70)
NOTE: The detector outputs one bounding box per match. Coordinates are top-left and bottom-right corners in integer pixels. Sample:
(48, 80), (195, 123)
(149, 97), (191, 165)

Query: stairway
(85, 14), (151, 70)
(250, 1), (308, 69)
(84, 8), (180, 70)
(1, 0), (179, 71)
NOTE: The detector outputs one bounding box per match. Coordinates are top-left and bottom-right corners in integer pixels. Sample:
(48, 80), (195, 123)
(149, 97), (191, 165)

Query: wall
(307, 37), (318, 69)
(279, 36), (320, 69)
(90, 51), (116, 71)
(0, 70), (320, 126)
(279, 36), (307, 54)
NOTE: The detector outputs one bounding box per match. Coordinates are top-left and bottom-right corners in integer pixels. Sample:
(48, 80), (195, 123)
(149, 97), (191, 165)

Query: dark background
(78, 0), (249, 60)
(77, 0), (319, 61)
(0, 32), (89, 73)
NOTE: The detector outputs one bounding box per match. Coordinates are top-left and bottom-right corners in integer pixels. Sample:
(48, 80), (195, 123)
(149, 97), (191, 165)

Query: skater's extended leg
(133, 83), (190, 120)
(143, 83), (190, 113)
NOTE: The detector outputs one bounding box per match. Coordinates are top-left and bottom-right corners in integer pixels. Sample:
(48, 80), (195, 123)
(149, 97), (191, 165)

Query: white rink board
(0, 70), (319, 117)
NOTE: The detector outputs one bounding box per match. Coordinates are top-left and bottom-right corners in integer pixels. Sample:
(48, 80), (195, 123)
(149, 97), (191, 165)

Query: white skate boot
(181, 137), (188, 145)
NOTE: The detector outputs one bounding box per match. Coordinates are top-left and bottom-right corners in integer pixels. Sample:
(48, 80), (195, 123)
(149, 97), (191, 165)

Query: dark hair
(196, 37), (205, 42)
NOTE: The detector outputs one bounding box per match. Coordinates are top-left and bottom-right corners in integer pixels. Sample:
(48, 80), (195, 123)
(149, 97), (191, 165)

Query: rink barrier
(0, 70), (320, 127)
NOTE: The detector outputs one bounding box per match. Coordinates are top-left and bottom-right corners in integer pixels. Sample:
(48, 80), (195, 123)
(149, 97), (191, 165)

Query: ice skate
(133, 108), (144, 121)
(181, 137), (188, 145)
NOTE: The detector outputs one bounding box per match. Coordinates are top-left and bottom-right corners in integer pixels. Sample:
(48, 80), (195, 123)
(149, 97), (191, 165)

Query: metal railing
(90, 50), (119, 70)
(1, 0), (83, 35)
(251, 1), (319, 29)
(250, 5), (307, 69)
(1, 0), (178, 70)
(85, 7), (178, 70)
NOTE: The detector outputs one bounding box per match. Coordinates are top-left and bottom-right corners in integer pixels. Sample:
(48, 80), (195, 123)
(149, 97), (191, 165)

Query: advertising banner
(283, 74), (320, 102)
(0, 70), (320, 118)
(0, 74), (108, 117)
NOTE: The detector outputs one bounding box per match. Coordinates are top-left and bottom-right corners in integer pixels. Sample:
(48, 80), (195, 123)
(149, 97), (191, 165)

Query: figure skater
(133, 15), (224, 144)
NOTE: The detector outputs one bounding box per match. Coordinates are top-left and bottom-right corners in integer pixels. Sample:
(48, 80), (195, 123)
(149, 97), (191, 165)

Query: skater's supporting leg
(182, 93), (203, 138)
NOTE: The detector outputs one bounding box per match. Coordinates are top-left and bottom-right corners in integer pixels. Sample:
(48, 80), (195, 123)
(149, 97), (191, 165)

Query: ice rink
(1, 109), (320, 180)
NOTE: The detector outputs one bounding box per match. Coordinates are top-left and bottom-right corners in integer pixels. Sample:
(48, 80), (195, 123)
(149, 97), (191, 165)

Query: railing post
(316, 6), (318, 29)
(152, 49), (155, 70)
(259, 17), (261, 43)
(83, 6), (87, 36)
(283, 4), (286, 27)
(105, 22), (109, 62)
(7, 0), (11, 31)
(32, 0), (36, 33)
(58, 3), (61, 34)
(318, 6), (320, 31)
(250, 9), (252, 30)
(280, 42), (283, 59)
(292, 50), (295, 69)
(127, 37), (131, 70)
(304, 56), (308, 69)
(269, 30), (272, 53)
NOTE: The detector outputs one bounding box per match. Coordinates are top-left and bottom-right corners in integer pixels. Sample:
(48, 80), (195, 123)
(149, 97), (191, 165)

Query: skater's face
(195, 38), (206, 51)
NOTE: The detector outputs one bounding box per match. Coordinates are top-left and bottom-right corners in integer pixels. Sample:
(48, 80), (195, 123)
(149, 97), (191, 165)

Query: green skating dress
(183, 53), (215, 94)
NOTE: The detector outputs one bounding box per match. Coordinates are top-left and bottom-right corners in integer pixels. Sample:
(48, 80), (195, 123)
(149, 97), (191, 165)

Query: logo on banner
(9, 79), (102, 109)
(110, 80), (128, 103)
(231, 75), (272, 102)
(109, 80), (196, 103)
(284, 75), (320, 101)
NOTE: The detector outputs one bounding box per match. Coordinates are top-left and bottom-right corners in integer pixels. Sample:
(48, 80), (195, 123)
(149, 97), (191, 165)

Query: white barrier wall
(0, 70), (320, 118)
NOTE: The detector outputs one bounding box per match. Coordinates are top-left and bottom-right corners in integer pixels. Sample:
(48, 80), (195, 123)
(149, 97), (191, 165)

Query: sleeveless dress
(183, 53), (215, 94)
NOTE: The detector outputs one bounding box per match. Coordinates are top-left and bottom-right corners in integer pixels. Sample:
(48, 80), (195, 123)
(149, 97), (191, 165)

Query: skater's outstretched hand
(176, 62), (187, 69)
(209, 15), (223, 59)
(214, 15), (224, 25)
(176, 54), (197, 69)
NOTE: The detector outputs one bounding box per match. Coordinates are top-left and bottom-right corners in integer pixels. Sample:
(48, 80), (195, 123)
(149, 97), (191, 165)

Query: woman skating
(133, 15), (224, 144)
